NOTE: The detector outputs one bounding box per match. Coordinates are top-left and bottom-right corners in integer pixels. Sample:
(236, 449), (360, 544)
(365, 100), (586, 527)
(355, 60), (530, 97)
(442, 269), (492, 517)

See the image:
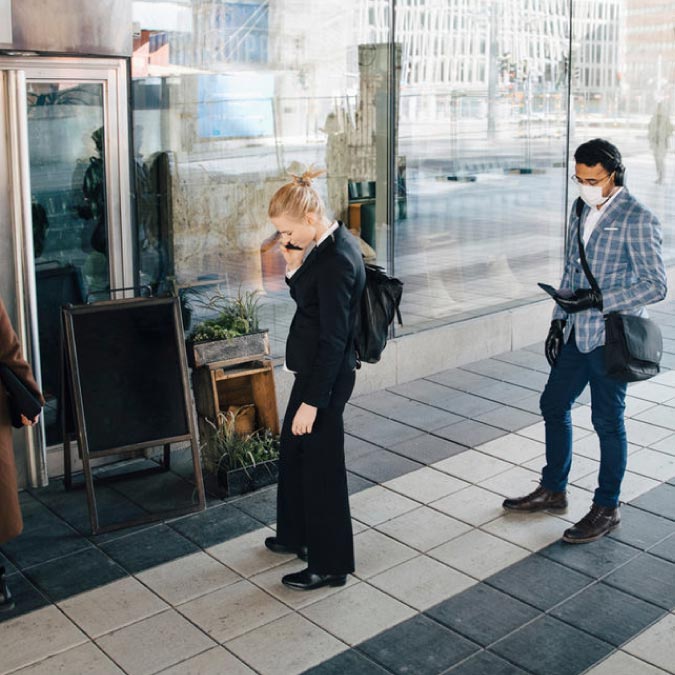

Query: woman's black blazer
(285, 223), (366, 408)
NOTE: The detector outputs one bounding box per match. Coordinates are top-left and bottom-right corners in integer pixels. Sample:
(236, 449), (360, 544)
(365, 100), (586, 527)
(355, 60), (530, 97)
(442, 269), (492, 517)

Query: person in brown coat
(0, 297), (43, 611)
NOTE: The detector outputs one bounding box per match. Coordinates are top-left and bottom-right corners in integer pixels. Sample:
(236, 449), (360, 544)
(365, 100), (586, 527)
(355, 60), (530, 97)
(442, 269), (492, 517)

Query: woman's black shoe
(282, 568), (347, 591)
(0, 566), (15, 613)
(265, 537), (308, 562)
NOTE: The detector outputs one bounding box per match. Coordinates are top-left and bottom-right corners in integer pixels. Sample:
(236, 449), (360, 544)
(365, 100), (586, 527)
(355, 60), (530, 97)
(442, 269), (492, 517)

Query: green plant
(189, 287), (262, 342)
(202, 408), (280, 477)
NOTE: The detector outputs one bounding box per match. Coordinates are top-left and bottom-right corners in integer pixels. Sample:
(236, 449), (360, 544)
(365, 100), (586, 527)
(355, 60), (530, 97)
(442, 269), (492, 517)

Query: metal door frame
(0, 57), (132, 487)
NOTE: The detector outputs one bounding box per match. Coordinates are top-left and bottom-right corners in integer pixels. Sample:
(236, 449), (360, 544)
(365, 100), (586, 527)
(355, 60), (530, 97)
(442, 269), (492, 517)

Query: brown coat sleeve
(0, 298), (45, 404)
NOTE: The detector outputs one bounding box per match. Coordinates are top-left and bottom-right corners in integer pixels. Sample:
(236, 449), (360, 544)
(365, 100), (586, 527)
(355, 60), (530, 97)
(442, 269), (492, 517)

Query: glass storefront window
(128, 0), (673, 351)
(131, 0), (391, 356)
(571, 0), (675, 262)
(392, 0), (571, 334)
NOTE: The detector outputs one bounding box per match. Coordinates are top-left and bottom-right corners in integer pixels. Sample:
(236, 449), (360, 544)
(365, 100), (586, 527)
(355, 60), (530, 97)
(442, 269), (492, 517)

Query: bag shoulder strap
(574, 198), (602, 296)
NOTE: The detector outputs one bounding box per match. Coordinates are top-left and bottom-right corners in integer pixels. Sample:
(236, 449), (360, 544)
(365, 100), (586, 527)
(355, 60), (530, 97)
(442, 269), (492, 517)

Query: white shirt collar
(316, 220), (339, 247)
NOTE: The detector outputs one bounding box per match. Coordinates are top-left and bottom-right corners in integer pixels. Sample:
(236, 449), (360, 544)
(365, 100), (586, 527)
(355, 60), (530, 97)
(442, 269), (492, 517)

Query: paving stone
(540, 537), (640, 578)
(100, 524), (199, 574)
(169, 504), (263, 549)
(485, 554), (592, 611)
(551, 582), (665, 647)
(630, 483), (675, 522)
(348, 448), (423, 483)
(358, 614), (479, 675)
(302, 649), (390, 674)
(24, 548), (127, 603)
(608, 504), (675, 550)
(388, 434), (468, 464)
(490, 615), (613, 675)
(603, 553), (675, 609)
(446, 651), (529, 675)
(426, 583), (540, 647)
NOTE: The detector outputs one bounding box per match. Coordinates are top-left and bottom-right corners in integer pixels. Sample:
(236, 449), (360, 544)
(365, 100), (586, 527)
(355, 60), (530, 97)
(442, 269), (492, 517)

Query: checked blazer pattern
(552, 189), (667, 353)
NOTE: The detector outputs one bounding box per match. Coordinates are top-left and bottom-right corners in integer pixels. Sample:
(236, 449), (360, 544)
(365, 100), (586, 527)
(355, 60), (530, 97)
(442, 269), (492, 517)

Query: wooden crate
(192, 359), (279, 448)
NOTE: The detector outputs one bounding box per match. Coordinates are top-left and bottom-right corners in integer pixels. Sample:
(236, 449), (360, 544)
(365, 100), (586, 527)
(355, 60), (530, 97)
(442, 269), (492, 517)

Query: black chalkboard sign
(62, 296), (205, 534)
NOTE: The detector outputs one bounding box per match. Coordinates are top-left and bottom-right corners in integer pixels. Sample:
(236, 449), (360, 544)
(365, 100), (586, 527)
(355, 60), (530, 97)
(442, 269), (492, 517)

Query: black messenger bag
(575, 198), (662, 382)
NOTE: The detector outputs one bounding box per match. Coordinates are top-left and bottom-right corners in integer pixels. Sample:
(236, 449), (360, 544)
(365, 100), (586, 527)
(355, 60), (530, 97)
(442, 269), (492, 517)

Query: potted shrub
(186, 287), (270, 368)
(202, 407), (280, 498)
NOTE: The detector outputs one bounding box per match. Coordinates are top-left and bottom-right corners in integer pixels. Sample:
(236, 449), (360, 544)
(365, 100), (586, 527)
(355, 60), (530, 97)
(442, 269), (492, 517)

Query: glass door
(1, 58), (132, 482)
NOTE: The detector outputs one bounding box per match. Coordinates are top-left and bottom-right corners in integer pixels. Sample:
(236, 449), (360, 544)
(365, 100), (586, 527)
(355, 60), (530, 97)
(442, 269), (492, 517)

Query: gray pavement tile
(471, 381), (538, 405)
(550, 583), (666, 646)
(27, 478), (148, 536)
(473, 406), (541, 432)
(100, 523), (199, 574)
(506, 393), (544, 415)
(489, 616), (613, 675)
(0, 572), (50, 624)
(493, 350), (551, 374)
(348, 448), (423, 483)
(630, 483), (675, 522)
(446, 652), (529, 674)
(345, 435), (383, 462)
(649, 532), (675, 564)
(425, 583), (540, 647)
(603, 553), (675, 609)
(388, 434), (468, 464)
(608, 504), (675, 550)
(358, 614), (479, 675)
(539, 537), (641, 579)
(435, 394), (503, 418)
(232, 485), (277, 525)
(352, 391), (464, 431)
(387, 379), (462, 406)
(23, 547), (127, 603)
(302, 649), (389, 674)
(434, 419), (508, 447)
(426, 369), (497, 393)
(345, 409), (426, 446)
(485, 554), (593, 611)
(0, 502), (92, 570)
(347, 471), (376, 495)
(169, 503), (263, 548)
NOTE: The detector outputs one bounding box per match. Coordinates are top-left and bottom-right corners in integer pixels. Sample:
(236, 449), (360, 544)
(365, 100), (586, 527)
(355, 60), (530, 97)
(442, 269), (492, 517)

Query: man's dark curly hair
(574, 138), (625, 186)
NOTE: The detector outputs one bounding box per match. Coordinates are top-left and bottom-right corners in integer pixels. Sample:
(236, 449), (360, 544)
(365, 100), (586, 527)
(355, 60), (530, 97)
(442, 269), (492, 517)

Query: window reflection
(129, 0), (675, 347)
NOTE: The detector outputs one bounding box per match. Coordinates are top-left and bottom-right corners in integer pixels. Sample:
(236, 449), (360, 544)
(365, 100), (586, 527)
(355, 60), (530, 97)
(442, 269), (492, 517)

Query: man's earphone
(598, 145), (625, 186)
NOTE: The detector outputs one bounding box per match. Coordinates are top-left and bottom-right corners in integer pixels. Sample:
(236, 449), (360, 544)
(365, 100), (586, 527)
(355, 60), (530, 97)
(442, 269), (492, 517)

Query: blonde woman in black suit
(264, 168), (366, 590)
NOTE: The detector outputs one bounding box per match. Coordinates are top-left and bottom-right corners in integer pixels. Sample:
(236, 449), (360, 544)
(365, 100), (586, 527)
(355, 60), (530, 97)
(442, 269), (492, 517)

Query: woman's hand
(279, 241), (305, 273)
(21, 414), (39, 427)
(291, 403), (317, 435)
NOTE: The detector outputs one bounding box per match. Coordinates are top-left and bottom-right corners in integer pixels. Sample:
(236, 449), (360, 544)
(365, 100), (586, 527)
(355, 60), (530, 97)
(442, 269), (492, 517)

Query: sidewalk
(2, 299), (675, 675)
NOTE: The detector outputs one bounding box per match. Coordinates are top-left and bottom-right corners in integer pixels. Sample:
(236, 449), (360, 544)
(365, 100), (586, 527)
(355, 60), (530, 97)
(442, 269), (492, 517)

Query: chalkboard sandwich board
(61, 296), (205, 534)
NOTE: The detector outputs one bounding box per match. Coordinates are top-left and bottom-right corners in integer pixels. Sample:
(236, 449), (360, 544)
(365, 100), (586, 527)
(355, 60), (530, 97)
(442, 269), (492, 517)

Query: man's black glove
(553, 288), (603, 314)
(545, 319), (566, 367)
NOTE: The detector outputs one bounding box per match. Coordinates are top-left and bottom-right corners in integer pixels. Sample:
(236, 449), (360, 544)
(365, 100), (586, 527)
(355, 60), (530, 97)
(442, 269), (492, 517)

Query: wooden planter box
(187, 330), (270, 369)
(204, 458), (279, 498)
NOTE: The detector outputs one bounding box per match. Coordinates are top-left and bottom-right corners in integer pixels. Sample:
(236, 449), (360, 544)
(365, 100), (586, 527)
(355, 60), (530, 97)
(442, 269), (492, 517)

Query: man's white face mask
(578, 183), (608, 207)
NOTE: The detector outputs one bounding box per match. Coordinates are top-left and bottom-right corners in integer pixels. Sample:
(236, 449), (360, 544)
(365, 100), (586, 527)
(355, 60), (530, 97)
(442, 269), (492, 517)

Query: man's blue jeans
(540, 334), (628, 508)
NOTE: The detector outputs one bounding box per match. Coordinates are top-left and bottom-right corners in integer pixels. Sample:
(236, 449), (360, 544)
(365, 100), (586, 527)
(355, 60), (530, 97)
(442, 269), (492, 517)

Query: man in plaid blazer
(503, 138), (667, 543)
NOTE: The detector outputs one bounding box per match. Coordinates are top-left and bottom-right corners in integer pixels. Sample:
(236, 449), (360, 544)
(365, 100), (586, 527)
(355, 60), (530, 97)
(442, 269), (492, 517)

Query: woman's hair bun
(290, 166), (325, 188)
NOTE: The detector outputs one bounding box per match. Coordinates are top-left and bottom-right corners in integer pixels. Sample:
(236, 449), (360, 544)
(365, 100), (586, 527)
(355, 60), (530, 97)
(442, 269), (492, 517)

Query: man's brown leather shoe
(563, 503), (620, 544)
(502, 485), (568, 512)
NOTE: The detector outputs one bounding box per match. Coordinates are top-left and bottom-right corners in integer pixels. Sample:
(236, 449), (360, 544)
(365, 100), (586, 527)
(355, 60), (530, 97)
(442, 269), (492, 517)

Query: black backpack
(354, 263), (403, 365)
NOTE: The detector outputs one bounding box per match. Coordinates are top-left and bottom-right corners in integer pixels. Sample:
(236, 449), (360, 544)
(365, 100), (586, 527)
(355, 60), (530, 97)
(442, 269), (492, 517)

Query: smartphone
(538, 283), (575, 299)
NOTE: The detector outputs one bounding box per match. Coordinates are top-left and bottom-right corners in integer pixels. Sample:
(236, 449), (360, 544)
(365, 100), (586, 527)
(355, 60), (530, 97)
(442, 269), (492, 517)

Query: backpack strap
(574, 198), (602, 296)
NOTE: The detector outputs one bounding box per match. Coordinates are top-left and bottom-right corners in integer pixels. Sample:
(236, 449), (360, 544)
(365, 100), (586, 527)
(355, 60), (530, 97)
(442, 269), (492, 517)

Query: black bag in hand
(0, 364), (43, 428)
(574, 198), (662, 382)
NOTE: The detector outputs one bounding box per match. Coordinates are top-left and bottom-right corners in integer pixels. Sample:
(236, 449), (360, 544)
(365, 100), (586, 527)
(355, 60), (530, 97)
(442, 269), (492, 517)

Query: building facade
(1, 0), (674, 488)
